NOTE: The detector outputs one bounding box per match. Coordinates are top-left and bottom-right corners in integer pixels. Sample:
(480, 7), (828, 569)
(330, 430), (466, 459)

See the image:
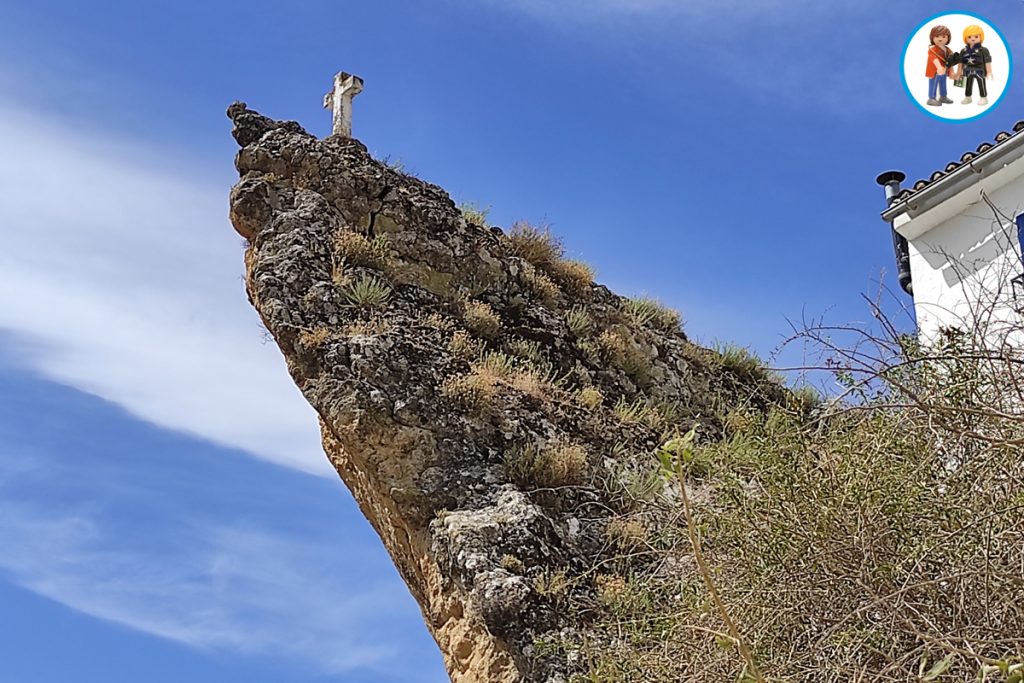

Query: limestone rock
(225, 103), (785, 682)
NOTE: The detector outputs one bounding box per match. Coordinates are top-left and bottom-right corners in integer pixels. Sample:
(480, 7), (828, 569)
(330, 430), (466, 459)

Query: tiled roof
(894, 119), (1024, 201)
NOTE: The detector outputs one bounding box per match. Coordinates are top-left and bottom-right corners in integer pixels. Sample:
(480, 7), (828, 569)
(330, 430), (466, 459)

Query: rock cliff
(226, 103), (785, 682)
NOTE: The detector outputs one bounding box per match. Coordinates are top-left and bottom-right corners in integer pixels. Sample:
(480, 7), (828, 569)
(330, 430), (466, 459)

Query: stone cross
(323, 72), (364, 138)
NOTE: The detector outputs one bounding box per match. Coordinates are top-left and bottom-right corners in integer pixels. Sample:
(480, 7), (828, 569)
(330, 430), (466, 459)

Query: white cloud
(0, 498), (433, 677)
(0, 97), (330, 476)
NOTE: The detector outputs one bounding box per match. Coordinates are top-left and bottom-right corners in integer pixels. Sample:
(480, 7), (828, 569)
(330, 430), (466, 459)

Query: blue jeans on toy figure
(928, 74), (948, 100)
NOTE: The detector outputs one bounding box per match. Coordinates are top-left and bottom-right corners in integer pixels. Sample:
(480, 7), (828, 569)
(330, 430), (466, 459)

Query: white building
(877, 119), (1024, 345)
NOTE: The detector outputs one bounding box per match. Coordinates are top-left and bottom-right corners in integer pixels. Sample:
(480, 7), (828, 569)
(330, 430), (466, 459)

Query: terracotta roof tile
(893, 118), (1024, 201)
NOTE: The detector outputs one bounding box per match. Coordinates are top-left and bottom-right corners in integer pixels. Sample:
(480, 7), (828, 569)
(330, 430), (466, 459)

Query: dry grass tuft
(334, 231), (389, 269)
(605, 517), (648, 551)
(599, 330), (653, 386)
(463, 301), (501, 339)
(341, 319), (393, 337)
(440, 373), (496, 412)
(507, 338), (545, 366)
(508, 221), (564, 269)
(575, 385), (604, 410)
(298, 326), (334, 348)
(459, 201), (491, 226)
(712, 342), (779, 383)
(449, 330), (485, 360)
(422, 312), (455, 331)
(506, 442), (588, 489)
(549, 258), (595, 295)
(523, 265), (561, 305)
(594, 574), (629, 610)
(508, 369), (552, 399)
(500, 554), (526, 574)
(612, 397), (679, 435)
(533, 569), (570, 602)
(507, 220), (596, 301)
(624, 296), (682, 333)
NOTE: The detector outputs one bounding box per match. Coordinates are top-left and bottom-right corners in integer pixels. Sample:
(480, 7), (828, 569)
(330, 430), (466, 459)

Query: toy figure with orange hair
(950, 24), (993, 105)
(925, 25), (954, 106)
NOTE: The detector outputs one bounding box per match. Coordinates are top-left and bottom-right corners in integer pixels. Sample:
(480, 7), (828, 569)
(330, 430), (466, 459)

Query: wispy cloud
(0, 89), (329, 475)
(0, 500), (416, 675)
(0, 425), (445, 680)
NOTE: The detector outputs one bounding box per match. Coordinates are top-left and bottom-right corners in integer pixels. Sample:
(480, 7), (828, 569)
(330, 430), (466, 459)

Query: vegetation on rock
(227, 102), (1024, 683)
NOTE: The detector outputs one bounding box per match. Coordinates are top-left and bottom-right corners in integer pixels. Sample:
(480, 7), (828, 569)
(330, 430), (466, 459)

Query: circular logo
(902, 12), (1012, 122)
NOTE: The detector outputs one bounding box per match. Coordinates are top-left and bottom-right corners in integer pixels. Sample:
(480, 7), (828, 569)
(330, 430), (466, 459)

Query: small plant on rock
(549, 258), (595, 296)
(523, 265), (561, 305)
(440, 373), (496, 412)
(299, 326), (334, 348)
(507, 338), (545, 366)
(566, 305), (593, 336)
(508, 221), (564, 269)
(533, 568), (570, 603)
(605, 517), (648, 552)
(340, 274), (391, 307)
(599, 330), (653, 386)
(334, 231), (389, 270)
(575, 385), (604, 410)
(500, 554), (526, 574)
(624, 296), (682, 333)
(712, 341), (779, 382)
(459, 201), (491, 226)
(506, 442), (588, 489)
(463, 300), (501, 339)
(449, 330), (485, 360)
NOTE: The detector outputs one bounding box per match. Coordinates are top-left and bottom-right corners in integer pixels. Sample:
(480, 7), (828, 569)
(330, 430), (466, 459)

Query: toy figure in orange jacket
(925, 25), (954, 107)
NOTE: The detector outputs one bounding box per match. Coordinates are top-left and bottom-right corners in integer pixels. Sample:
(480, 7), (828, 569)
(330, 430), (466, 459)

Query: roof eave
(880, 130), (1024, 224)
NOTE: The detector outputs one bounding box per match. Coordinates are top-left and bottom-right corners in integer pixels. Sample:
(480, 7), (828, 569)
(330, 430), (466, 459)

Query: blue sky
(0, 1), (1021, 680)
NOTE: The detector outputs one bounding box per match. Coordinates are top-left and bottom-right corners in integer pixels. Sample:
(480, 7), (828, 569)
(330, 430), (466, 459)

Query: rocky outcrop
(226, 103), (785, 682)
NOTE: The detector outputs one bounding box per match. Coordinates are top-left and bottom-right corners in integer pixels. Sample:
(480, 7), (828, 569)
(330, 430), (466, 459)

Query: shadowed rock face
(226, 102), (784, 682)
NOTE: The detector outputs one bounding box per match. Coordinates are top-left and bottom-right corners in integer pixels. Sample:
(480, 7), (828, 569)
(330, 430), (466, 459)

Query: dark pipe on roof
(876, 171), (913, 295)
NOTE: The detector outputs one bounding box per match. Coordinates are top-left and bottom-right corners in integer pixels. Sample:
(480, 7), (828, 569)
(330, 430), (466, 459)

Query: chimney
(876, 171), (912, 296)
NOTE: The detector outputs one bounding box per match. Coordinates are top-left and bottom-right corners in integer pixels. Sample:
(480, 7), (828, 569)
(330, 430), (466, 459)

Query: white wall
(904, 172), (1024, 345)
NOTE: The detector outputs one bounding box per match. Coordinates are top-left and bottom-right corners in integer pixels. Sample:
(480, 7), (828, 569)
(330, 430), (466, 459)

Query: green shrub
(586, 382), (1024, 682)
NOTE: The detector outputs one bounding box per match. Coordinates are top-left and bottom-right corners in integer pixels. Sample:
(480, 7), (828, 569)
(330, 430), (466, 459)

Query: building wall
(906, 172), (1024, 344)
